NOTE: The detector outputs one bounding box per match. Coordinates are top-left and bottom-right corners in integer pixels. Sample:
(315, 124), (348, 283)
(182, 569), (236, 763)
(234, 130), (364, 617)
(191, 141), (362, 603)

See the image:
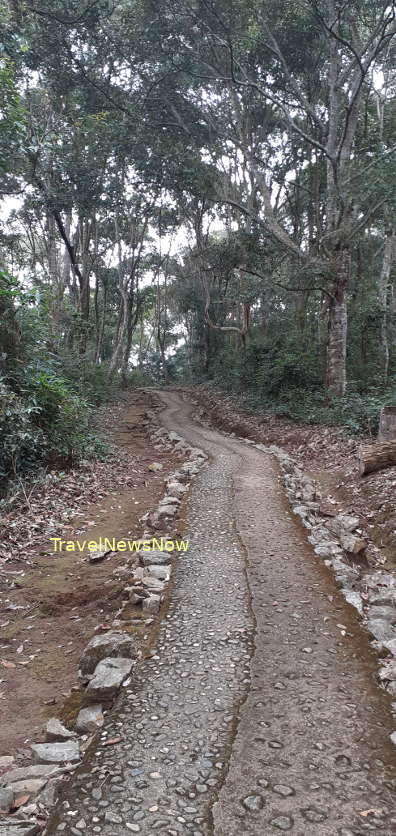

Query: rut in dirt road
(47, 390), (396, 836)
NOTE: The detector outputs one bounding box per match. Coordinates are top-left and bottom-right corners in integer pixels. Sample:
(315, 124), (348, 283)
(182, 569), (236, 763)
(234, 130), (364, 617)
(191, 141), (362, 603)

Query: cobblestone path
(46, 391), (396, 836)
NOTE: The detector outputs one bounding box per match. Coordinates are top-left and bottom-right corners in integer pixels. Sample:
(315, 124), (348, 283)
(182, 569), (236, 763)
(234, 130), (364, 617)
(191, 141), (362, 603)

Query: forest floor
(0, 390), (187, 762)
(191, 385), (396, 570)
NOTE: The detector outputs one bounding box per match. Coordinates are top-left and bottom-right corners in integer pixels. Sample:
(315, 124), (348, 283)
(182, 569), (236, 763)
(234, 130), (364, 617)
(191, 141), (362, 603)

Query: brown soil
(0, 390), (186, 763)
(191, 384), (396, 568)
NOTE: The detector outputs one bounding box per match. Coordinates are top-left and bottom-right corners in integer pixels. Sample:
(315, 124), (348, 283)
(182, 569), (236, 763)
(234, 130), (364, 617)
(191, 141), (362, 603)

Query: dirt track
(47, 390), (396, 835)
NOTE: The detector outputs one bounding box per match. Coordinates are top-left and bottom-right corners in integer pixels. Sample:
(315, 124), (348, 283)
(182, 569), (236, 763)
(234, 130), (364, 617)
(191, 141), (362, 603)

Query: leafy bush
(241, 386), (395, 436)
(0, 369), (106, 490)
(56, 351), (118, 404)
(206, 329), (396, 436)
(0, 380), (43, 479)
(122, 367), (156, 388)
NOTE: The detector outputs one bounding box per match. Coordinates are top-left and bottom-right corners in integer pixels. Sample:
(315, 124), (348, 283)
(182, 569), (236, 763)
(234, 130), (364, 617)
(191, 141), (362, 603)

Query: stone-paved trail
(47, 391), (396, 836)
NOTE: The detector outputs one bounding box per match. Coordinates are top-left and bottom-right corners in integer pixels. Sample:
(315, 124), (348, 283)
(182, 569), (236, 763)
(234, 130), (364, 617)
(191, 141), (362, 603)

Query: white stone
(147, 565), (170, 580)
(140, 551), (172, 567)
(342, 589), (364, 615)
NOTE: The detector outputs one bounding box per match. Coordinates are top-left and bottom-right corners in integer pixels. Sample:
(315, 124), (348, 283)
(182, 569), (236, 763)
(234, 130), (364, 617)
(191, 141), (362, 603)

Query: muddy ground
(0, 390), (186, 762)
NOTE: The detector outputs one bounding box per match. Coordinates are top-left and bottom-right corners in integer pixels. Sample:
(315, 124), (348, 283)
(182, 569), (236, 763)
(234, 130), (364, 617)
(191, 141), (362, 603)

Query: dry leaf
(359, 809), (380, 817)
(13, 794), (30, 808)
(1, 660), (16, 669)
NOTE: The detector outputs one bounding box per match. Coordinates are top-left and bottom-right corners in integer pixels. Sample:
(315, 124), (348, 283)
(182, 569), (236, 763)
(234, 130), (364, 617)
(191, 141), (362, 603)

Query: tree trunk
(121, 292), (140, 387)
(359, 441), (396, 476)
(378, 406), (396, 441)
(108, 287), (128, 376)
(95, 280), (107, 365)
(326, 252), (349, 397)
(378, 229), (394, 383)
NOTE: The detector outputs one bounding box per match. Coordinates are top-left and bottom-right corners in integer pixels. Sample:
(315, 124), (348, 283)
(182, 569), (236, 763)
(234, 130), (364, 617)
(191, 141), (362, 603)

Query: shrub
(0, 379), (44, 480)
(0, 369), (106, 491)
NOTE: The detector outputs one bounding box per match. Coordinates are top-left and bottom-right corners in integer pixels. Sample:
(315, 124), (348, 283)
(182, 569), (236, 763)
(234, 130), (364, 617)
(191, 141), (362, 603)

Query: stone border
(0, 404), (207, 836)
(190, 396), (396, 738)
(253, 439), (396, 714)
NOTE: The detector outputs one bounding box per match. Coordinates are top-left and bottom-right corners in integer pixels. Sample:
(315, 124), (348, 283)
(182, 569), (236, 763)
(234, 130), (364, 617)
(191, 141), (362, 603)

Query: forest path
(48, 390), (396, 836)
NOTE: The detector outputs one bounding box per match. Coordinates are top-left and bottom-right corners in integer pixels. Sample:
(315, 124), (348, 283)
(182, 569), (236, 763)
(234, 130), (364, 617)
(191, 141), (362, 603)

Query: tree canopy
(1, 0), (396, 484)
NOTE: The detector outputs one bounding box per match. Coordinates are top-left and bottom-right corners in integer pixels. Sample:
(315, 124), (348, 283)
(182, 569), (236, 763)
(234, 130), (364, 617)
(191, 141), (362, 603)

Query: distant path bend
(47, 389), (396, 836)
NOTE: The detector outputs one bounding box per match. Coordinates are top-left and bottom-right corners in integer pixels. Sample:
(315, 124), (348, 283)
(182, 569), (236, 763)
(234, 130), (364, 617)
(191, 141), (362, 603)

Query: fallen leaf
(12, 794), (30, 808)
(1, 660), (16, 669)
(359, 810), (381, 817)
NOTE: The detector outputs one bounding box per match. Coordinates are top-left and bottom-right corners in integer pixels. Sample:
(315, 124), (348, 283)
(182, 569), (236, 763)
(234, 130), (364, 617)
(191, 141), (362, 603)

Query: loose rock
(86, 657), (133, 701)
(339, 533), (366, 554)
(242, 794), (264, 812)
(0, 766), (61, 787)
(89, 550), (110, 564)
(46, 718), (76, 742)
(140, 551), (172, 567)
(142, 594), (161, 614)
(79, 631), (137, 677)
(30, 742), (80, 764)
(271, 816), (294, 831)
(367, 619), (396, 643)
(147, 565), (170, 580)
(8, 779), (47, 797)
(75, 705), (104, 734)
(0, 758), (14, 773)
(0, 787), (14, 813)
(0, 823), (40, 836)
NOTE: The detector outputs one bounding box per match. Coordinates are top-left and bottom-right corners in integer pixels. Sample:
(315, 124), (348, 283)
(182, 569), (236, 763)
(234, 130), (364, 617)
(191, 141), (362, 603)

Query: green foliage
(203, 327), (395, 436)
(0, 58), (26, 177)
(55, 351), (117, 404)
(0, 272), (111, 490)
(240, 334), (324, 397)
(123, 368), (157, 388)
(257, 389), (394, 436)
(0, 379), (43, 479)
(0, 367), (106, 489)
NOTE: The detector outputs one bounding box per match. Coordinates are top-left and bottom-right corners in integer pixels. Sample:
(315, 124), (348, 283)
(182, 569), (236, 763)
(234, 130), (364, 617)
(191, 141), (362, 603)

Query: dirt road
(47, 390), (396, 835)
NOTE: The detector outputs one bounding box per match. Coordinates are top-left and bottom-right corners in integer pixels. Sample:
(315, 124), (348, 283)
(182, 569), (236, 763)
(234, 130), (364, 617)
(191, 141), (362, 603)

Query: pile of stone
(0, 631), (140, 829)
(0, 751), (78, 833)
(141, 418), (206, 535)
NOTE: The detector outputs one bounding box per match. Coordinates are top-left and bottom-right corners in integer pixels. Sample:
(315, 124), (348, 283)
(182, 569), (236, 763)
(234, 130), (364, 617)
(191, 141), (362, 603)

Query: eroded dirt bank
(44, 390), (396, 835)
(0, 390), (186, 761)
